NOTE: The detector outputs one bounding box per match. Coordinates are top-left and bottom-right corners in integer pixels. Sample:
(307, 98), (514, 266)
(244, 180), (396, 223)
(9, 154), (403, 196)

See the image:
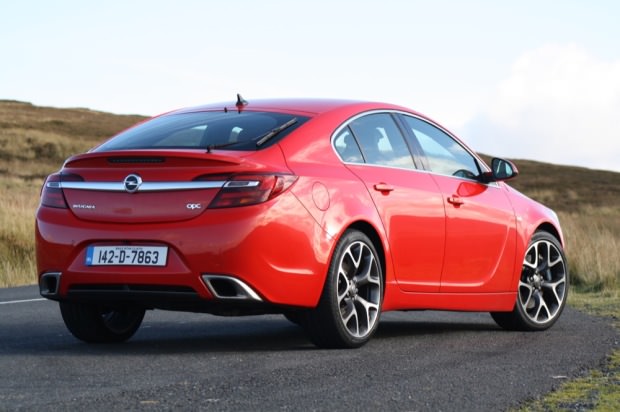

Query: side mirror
(482, 158), (519, 182)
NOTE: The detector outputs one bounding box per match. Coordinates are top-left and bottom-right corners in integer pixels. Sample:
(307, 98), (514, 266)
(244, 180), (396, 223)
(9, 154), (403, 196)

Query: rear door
(334, 112), (445, 292)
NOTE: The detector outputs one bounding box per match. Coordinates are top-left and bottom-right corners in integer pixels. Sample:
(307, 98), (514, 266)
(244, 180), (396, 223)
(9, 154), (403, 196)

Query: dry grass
(0, 100), (144, 180)
(0, 181), (39, 286)
(479, 155), (620, 212)
(559, 207), (620, 292)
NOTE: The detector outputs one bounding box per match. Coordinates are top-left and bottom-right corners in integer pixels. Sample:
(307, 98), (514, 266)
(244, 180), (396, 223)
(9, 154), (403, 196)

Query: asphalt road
(0, 285), (617, 411)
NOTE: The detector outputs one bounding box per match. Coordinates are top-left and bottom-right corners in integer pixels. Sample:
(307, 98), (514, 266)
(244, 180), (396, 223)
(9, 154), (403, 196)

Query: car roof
(169, 98), (418, 118)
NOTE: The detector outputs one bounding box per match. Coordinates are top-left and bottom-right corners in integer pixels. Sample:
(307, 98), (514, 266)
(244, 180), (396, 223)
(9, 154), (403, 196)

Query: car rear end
(35, 107), (331, 315)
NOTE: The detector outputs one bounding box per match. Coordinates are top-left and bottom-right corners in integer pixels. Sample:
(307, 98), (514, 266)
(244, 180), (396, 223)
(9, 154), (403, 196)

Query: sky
(1, 0), (619, 172)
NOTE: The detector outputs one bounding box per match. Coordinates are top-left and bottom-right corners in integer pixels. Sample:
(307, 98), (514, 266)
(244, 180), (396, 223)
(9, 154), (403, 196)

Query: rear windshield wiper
(206, 140), (245, 153)
(255, 117), (298, 147)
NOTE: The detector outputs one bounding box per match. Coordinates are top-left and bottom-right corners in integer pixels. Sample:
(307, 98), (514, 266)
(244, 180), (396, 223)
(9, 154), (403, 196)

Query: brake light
(207, 174), (298, 208)
(40, 173), (83, 209)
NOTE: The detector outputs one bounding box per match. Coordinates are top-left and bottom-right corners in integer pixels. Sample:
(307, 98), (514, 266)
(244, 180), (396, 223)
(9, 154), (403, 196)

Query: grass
(0, 182), (39, 285)
(559, 208), (619, 292)
(522, 353), (620, 411)
(0, 100), (144, 178)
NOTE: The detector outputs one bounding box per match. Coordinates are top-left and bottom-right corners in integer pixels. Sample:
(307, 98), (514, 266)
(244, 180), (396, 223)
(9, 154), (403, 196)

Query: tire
(303, 230), (383, 348)
(60, 301), (145, 343)
(491, 231), (568, 331)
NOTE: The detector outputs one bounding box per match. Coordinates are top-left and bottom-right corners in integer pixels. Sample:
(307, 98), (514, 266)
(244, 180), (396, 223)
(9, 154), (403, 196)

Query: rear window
(94, 111), (309, 152)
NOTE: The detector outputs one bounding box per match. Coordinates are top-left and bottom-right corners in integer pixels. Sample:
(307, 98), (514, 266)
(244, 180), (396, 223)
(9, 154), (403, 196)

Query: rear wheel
(492, 231), (568, 331)
(60, 301), (145, 343)
(303, 230), (383, 348)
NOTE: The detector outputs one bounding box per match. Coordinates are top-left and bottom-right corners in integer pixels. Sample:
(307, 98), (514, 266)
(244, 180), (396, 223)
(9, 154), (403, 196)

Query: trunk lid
(59, 150), (274, 223)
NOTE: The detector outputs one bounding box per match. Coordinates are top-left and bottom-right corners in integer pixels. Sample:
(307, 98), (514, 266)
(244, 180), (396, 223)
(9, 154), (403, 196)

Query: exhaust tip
(39, 272), (61, 297)
(202, 275), (262, 301)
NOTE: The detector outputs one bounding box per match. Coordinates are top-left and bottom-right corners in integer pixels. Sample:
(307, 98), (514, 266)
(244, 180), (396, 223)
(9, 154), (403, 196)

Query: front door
(399, 114), (517, 293)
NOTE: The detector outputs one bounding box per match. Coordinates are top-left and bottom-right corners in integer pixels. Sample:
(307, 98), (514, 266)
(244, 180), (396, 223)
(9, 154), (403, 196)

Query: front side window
(402, 116), (480, 179)
(347, 113), (415, 169)
(94, 111), (308, 152)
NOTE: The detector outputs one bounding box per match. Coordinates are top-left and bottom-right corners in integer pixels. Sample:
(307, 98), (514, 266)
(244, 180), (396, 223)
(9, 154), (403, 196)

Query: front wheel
(303, 230), (383, 348)
(60, 301), (145, 343)
(492, 231), (568, 331)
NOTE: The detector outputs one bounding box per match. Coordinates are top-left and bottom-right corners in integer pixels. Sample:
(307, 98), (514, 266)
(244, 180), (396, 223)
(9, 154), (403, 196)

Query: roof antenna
(236, 93), (248, 112)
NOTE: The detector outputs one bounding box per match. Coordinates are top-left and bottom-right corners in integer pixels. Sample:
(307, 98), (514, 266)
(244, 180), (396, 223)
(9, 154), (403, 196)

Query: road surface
(0, 285), (617, 411)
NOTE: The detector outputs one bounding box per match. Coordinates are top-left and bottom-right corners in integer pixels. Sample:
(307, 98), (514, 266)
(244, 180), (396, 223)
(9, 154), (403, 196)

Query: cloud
(462, 44), (620, 172)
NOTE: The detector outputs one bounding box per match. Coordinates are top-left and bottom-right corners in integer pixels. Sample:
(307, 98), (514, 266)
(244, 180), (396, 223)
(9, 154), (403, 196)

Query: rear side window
(348, 113), (415, 169)
(94, 111), (308, 152)
(334, 127), (364, 163)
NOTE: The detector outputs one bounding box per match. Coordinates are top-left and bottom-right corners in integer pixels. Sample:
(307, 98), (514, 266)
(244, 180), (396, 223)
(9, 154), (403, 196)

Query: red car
(36, 96), (568, 348)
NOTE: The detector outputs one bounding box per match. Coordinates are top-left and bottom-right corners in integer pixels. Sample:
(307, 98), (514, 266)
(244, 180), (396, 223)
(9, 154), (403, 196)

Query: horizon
(1, 1), (619, 172)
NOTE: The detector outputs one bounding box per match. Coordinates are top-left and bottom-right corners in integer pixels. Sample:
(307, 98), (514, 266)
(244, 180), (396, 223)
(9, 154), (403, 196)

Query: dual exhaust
(38, 272), (262, 302)
(202, 275), (263, 301)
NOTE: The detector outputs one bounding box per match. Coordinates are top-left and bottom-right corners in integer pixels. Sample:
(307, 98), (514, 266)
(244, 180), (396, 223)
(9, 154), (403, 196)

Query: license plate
(85, 246), (168, 266)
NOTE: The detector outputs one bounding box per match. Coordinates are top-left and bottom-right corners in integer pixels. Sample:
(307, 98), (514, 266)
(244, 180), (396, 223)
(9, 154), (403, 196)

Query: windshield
(94, 111), (309, 152)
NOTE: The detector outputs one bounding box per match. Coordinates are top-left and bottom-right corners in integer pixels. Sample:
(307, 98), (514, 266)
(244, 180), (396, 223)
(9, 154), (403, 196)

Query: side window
(334, 127), (364, 163)
(348, 113), (415, 169)
(402, 116), (480, 179)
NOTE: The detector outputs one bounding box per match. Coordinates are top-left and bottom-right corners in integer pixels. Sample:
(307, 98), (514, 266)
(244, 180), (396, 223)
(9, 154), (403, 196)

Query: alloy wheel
(336, 240), (382, 338)
(518, 238), (567, 325)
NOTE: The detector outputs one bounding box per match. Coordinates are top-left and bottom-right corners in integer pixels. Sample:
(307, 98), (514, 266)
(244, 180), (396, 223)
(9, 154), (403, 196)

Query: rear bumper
(36, 192), (333, 310)
(39, 274), (281, 315)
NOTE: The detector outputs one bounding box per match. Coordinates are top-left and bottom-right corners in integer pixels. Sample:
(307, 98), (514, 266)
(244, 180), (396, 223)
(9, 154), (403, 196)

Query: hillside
(0, 100), (146, 181)
(478, 155), (620, 213)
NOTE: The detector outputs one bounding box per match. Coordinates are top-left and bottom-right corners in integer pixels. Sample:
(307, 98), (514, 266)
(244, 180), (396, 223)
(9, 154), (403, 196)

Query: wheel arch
(535, 222), (563, 247)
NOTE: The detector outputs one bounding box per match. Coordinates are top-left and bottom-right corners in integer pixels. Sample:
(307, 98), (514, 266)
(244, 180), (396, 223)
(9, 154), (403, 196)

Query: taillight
(40, 173), (83, 209)
(207, 174), (298, 208)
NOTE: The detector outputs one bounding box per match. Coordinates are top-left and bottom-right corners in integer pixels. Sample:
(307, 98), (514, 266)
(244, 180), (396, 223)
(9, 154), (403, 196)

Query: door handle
(373, 183), (394, 193)
(447, 195), (464, 206)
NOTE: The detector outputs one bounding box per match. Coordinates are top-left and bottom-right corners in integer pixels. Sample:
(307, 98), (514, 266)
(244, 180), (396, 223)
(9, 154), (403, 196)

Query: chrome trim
(50, 180), (227, 192)
(223, 180), (260, 188)
(202, 275), (263, 301)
